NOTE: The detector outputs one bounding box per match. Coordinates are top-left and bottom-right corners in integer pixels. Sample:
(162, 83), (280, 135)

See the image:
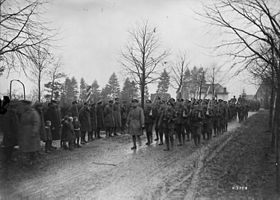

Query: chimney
(223, 87), (227, 93)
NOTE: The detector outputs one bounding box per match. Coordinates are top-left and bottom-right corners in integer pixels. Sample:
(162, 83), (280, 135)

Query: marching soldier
(155, 100), (164, 145)
(158, 100), (176, 151)
(174, 99), (186, 146)
(144, 99), (155, 145)
(183, 100), (192, 141)
(190, 102), (203, 146)
(153, 98), (161, 142)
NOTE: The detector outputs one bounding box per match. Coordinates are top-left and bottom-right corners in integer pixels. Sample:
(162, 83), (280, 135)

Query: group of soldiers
(0, 95), (259, 164)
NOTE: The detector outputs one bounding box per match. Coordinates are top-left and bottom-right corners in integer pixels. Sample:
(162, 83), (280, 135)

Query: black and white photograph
(0, 0), (279, 199)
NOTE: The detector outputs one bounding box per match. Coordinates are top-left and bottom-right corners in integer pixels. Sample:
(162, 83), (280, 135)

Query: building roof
(200, 83), (228, 95)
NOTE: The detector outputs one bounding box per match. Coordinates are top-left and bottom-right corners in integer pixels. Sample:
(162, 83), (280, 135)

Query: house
(200, 83), (229, 101)
(180, 83), (228, 101)
(255, 82), (271, 109)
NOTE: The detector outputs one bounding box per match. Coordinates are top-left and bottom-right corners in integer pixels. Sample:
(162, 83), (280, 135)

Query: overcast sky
(0, 0), (258, 98)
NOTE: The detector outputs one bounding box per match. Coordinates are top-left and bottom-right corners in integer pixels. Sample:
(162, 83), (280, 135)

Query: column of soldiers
(0, 95), (259, 165)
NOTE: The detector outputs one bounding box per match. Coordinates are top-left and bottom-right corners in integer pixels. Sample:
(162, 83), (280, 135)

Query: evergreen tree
(100, 85), (111, 101)
(121, 78), (138, 101)
(44, 81), (63, 101)
(107, 72), (120, 98)
(91, 80), (101, 103)
(157, 69), (170, 94)
(61, 76), (79, 106)
(79, 77), (87, 102)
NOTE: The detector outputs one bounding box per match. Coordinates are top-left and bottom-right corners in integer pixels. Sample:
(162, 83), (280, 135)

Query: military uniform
(190, 104), (203, 146)
(78, 104), (92, 143)
(174, 100), (186, 146)
(144, 100), (155, 145)
(158, 102), (176, 151)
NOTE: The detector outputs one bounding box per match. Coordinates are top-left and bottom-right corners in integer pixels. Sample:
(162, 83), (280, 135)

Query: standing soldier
(104, 100), (115, 137)
(144, 99), (155, 145)
(158, 100), (176, 151)
(89, 103), (97, 141)
(174, 99), (186, 146)
(190, 102), (203, 146)
(1, 101), (19, 163)
(96, 101), (104, 138)
(69, 101), (79, 117)
(113, 98), (122, 136)
(78, 103), (91, 144)
(18, 100), (41, 165)
(45, 100), (61, 149)
(121, 102), (128, 134)
(73, 116), (81, 147)
(126, 99), (145, 150)
(34, 103), (48, 148)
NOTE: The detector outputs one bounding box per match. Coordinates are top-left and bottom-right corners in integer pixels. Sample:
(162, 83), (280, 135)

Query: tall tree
(157, 69), (170, 94)
(204, 0), (280, 191)
(44, 57), (66, 101)
(28, 46), (51, 102)
(61, 76), (78, 106)
(79, 77), (87, 102)
(121, 78), (138, 101)
(171, 52), (190, 99)
(0, 0), (54, 75)
(186, 66), (206, 98)
(106, 72), (120, 99)
(121, 21), (169, 108)
(91, 80), (101, 103)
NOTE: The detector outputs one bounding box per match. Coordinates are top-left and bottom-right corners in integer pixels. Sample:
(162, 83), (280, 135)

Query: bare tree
(28, 46), (51, 102)
(46, 57), (66, 100)
(0, 0), (53, 75)
(171, 52), (190, 99)
(205, 63), (225, 99)
(120, 21), (169, 108)
(203, 0), (280, 192)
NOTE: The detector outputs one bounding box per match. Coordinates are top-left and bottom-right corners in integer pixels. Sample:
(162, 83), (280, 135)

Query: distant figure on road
(126, 99), (145, 150)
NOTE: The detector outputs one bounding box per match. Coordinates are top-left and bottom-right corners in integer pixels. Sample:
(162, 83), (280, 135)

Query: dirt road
(0, 113), (256, 200)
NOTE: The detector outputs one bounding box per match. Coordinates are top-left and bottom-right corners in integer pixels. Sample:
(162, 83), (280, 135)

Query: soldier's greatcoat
(78, 106), (92, 132)
(45, 104), (61, 140)
(113, 103), (122, 129)
(18, 106), (41, 153)
(127, 106), (145, 136)
(104, 104), (115, 129)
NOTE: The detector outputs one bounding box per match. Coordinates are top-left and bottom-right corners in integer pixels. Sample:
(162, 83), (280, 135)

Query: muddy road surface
(0, 113), (255, 200)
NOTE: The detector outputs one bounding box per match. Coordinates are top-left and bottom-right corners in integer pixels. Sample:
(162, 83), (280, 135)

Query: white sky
(0, 0), (258, 98)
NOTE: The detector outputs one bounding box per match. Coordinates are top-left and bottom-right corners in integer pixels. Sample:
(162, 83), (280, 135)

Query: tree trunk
(271, 84), (275, 149)
(275, 80), (280, 194)
(38, 72), (41, 102)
